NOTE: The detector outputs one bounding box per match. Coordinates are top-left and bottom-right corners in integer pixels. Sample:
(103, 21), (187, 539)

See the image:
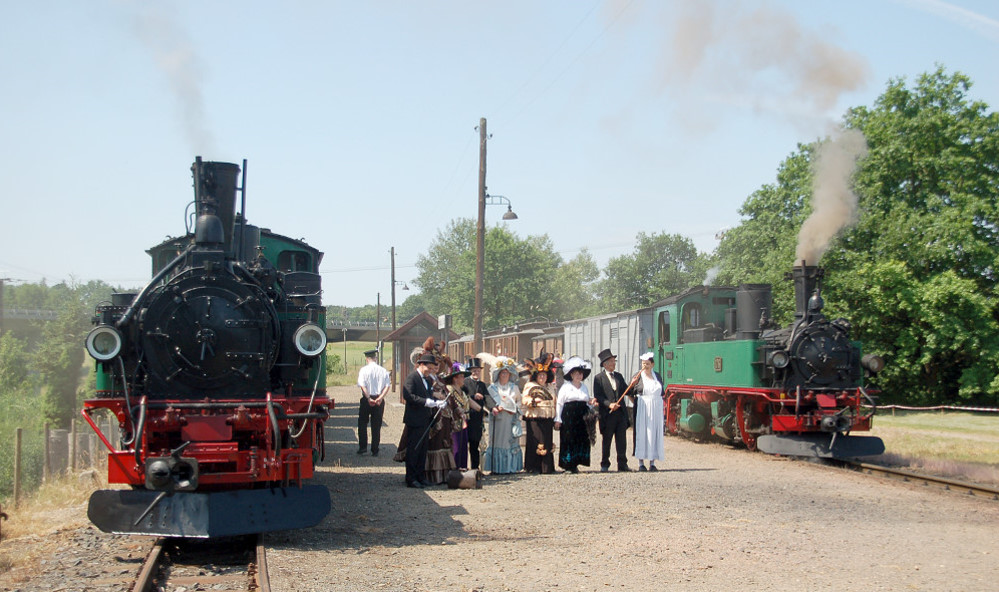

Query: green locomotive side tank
(652, 286), (763, 388)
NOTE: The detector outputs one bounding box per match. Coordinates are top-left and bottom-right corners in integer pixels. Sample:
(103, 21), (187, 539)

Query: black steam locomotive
(81, 158), (332, 537)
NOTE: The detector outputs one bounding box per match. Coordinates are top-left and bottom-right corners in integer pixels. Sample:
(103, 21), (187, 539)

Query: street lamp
(474, 191), (519, 355)
(486, 194), (518, 220)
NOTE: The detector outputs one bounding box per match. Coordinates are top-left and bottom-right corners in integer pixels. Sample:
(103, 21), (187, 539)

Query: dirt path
(2, 385), (996, 592)
(266, 386), (999, 592)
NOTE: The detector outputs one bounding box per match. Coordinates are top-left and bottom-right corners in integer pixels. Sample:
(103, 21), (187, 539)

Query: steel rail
(132, 538), (165, 592)
(845, 461), (999, 500)
(256, 533), (271, 592)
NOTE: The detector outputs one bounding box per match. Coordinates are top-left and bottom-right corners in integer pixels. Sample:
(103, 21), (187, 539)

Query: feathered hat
(490, 356), (518, 383)
(522, 350), (555, 382)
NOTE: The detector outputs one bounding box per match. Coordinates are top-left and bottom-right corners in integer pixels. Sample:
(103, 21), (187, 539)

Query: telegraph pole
(474, 118), (487, 356)
(0, 278), (11, 336)
(390, 247), (397, 333)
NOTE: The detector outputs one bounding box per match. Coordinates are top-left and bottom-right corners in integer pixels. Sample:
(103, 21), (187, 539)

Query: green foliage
(414, 219), (579, 331)
(0, 333), (30, 388)
(715, 146), (815, 323)
(597, 232), (710, 312)
(551, 250), (600, 320)
(716, 66), (999, 404)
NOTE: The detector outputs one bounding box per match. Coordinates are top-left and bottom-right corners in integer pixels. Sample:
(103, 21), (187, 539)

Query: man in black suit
(402, 353), (445, 488)
(593, 348), (633, 472)
(462, 357), (494, 470)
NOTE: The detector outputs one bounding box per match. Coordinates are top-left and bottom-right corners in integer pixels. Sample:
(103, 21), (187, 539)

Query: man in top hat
(402, 352), (446, 488)
(462, 357), (494, 470)
(593, 348), (632, 472)
(357, 348), (391, 456)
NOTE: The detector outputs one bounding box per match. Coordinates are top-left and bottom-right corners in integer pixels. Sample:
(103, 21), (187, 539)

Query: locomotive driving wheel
(735, 395), (757, 451)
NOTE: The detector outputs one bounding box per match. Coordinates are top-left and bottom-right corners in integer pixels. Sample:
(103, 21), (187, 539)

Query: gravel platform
(2, 384), (996, 592)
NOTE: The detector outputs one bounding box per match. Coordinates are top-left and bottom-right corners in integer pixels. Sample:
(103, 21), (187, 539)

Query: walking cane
(414, 388), (456, 450)
(613, 373), (642, 407)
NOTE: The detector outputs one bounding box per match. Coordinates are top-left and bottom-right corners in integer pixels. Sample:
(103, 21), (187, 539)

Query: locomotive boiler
(81, 158), (331, 537)
(654, 263), (885, 458)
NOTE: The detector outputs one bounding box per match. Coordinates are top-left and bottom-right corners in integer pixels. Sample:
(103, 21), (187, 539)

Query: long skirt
(524, 418), (555, 474)
(634, 393), (665, 461)
(425, 423), (457, 485)
(483, 411), (523, 474)
(559, 401), (591, 471)
(452, 428), (469, 470)
(392, 426), (408, 462)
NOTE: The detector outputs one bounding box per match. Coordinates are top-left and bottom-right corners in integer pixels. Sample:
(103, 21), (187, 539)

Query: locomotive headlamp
(861, 354), (885, 374)
(85, 325), (123, 361)
(769, 350), (790, 369)
(294, 323), (327, 357)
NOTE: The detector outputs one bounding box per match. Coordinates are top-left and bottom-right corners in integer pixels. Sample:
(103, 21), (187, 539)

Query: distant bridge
(0, 309), (397, 343)
(2, 308), (59, 320)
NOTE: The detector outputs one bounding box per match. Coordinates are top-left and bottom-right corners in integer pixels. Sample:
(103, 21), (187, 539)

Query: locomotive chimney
(790, 262), (824, 321)
(191, 157), (241, 255)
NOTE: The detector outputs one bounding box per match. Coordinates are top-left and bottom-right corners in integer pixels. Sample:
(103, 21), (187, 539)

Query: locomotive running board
(88, 485), (331, 538)
(757, 434), (885, 459)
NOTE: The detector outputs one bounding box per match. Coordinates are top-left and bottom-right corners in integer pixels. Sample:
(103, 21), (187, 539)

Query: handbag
(583, 406), (599, 445)
(512, 417), (524, 438)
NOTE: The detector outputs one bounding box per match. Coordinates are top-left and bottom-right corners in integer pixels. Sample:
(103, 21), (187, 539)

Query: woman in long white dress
(633, 352), (664, 471)
(484, 358), (523, 474)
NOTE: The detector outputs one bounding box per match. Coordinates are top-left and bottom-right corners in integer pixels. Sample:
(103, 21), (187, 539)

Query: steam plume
(795, 128), (868, 265)
(656, 1), (870, 123)
(132, 4), (216, 154)
(703, 266), (721, 286)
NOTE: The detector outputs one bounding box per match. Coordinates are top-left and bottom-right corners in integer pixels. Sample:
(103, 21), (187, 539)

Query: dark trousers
(468, 417), (483, 470)
(405, 421), (430, 485)
(358, 397), (385, 452)
(601, 411), (629, 469)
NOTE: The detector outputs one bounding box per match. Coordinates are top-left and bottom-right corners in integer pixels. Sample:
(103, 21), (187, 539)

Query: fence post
(70, 418), (77, 472)
(14, 428), (22, 508)
(44, 423), (50, 482)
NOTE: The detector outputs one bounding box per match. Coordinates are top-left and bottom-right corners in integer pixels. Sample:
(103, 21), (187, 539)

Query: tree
(597, 232), (710, 312)
(414, 219), (591, 332)
(550, 250), (600, 321)
(715, 67), (999, 403)
(714, 147), (814, 323)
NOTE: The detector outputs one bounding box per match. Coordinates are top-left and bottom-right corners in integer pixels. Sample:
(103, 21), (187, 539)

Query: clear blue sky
(1, 0), (997, 307)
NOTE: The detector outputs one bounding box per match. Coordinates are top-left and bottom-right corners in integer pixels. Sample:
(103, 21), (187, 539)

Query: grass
(325, 341), (394, 387)
(0, 469), (107, 576)
(865, 410), (999, 485)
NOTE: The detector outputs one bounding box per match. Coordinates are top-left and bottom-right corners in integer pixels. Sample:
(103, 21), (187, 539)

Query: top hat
(415, 352), (437, 366)
(466, 357), (484, 370)
(597, 348), (617, 367)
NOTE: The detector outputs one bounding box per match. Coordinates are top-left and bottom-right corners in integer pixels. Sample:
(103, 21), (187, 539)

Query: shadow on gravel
(264, 396), (479, 553)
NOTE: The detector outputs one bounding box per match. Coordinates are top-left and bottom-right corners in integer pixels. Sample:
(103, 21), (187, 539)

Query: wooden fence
(6, 417), (118, 508)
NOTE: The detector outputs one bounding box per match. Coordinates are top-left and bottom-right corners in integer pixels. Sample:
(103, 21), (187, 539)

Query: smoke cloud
(703, 265), (721, 286)
(131, 4), (216, 155)
(656, 1), (870, 125)
(795, 128), (868, 265)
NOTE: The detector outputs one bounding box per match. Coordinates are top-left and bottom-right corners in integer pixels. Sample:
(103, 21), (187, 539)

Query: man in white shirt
(357, 348), (391, 456)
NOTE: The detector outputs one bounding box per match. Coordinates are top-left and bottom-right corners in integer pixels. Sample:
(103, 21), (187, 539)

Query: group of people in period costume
(359, 338), (666, 487)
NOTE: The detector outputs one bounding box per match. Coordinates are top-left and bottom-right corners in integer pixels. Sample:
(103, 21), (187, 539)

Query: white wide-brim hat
(561, 356), (592, 380)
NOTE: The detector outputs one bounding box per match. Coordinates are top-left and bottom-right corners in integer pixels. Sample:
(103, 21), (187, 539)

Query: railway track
(841, 460), (999, 500)
(132, 532), (270, 592)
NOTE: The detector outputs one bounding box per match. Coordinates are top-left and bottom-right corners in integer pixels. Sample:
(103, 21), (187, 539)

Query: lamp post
(389, 246), (409, 391)
(473, 191), (519, 355)
(473, 117), (520, 356)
